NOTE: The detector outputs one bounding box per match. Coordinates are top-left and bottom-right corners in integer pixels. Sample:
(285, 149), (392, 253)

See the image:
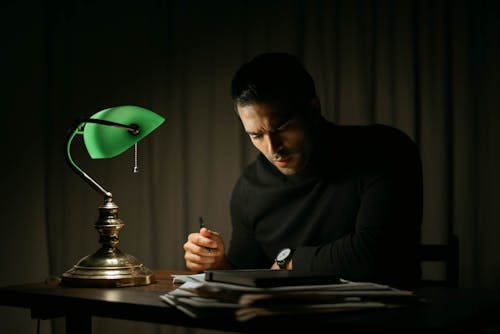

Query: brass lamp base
(61, 248), (155, 288)
(60, 197), (156, 288)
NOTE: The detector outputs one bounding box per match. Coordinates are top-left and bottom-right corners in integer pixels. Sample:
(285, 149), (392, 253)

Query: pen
(198, 217), (218, 254)
(199, 217), (220, 235)
(199, 217), (206, 230)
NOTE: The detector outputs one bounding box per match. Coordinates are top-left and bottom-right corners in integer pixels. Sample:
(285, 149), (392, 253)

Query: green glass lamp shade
(83, 105), (165, 159)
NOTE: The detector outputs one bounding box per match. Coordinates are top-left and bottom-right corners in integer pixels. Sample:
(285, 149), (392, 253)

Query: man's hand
(183, 227), (230, 273)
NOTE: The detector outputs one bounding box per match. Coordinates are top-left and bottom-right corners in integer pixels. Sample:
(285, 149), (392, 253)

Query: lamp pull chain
(133, 142), (139, 173)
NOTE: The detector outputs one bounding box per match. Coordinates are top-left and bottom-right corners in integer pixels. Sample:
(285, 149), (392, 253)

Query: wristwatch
(275, 248), (294, 269)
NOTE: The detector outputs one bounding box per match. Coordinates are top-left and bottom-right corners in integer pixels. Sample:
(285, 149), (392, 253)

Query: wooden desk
(0, 270), (500, 333)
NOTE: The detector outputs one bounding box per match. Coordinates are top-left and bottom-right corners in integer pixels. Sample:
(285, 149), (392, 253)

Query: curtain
(1, 0), (499, 333)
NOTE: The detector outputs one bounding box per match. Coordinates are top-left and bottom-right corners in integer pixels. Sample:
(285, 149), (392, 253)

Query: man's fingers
(184, 239), (220, 257)
(184, 241), (219, 255)
(200, 227), (220, 237)
(184, 251), (216, 264)
(184, 231), (226, 273)
(187, 232), (218, 249)
(197, 234), (217, 248)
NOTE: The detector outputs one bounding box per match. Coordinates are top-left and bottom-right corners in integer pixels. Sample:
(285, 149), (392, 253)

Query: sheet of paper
(171, 273), (206, 284)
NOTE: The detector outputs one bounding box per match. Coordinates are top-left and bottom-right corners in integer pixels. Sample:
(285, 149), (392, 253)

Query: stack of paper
(159, 273), (422, 321)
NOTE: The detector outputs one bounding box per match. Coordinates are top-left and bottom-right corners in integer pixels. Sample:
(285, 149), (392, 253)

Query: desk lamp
(61, 105), (164, 287)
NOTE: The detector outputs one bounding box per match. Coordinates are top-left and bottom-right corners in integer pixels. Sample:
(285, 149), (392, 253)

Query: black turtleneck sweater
(226, 118), (422, 287)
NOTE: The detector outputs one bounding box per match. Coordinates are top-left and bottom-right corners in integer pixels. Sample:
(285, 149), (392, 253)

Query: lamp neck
(65, 120), (113, 200)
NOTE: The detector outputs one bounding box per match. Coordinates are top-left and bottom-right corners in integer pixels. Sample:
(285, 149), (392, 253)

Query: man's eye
(249, 134), (262, 139)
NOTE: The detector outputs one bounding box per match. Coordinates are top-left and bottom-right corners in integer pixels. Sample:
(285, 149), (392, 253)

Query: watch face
(276, 248), (292, 261)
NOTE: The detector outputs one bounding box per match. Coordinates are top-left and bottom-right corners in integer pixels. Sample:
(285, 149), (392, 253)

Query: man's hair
(231, 53), (317, 109)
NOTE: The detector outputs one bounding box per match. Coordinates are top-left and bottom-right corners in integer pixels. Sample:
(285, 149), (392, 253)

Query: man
(183, 53), (422, 287)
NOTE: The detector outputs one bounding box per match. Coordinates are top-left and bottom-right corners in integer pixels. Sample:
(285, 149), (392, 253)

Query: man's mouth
(274, 157), (292, 167)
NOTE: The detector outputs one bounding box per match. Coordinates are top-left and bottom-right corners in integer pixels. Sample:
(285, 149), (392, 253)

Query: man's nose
(266, 133), (282, 155)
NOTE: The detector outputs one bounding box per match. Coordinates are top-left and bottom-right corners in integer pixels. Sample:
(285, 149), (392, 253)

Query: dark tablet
(204, 269), (340, 288)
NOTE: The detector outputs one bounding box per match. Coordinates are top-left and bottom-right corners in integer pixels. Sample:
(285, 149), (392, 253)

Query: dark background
(1, 0), (499, 333)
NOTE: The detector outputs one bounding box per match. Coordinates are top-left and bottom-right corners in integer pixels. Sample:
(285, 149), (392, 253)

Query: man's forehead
(237, 101), (296, 120)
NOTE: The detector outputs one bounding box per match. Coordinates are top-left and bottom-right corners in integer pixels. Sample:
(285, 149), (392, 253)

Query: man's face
(237, 102), (313, 175)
